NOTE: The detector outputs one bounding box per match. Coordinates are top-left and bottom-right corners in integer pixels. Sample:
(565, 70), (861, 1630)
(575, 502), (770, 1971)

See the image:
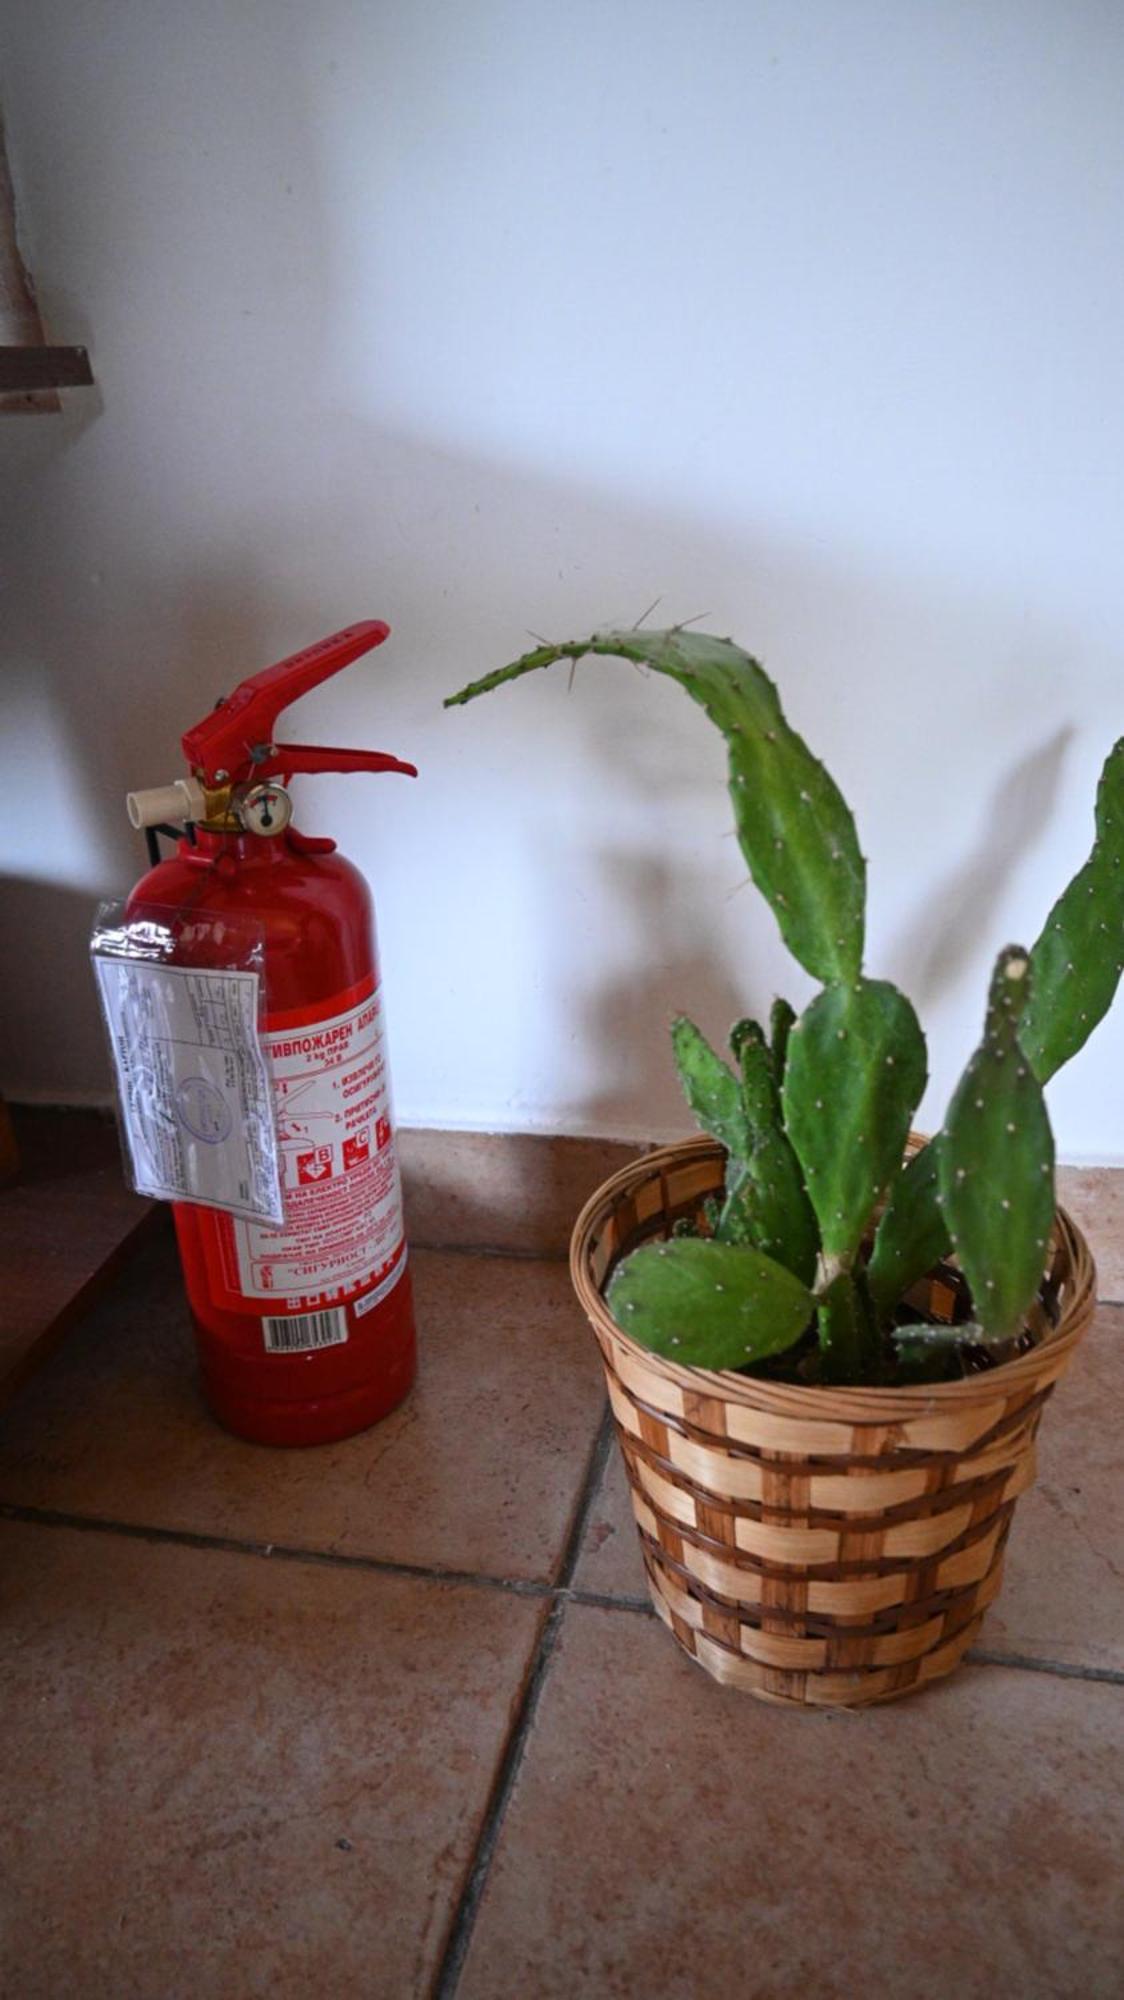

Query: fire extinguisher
(124, 620), (417, 1447)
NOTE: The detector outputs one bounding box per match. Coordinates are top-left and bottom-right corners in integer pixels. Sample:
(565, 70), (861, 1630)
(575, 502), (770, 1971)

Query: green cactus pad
(716, 1031), (820, 1284)
(816, 1271), (880, 1384)
(892, 1314), (1026, 1384)
(892, 1336), (961, 1385)
(866, 1137), (948, 1316)
(1021, 738), (1124, 1083)
(670, 1015), (751, 1161)
(446, 629), (866, 985)
(782, 978), (928, 1269)
(892, 1318), (1022, 1356)
(733, 1019), (779, 1124)
(940, 948), (1056, 1340)
(769, 997), (797, 1085)
(729, 1016), (768, 1067)
(606, 1236), (814, 1370)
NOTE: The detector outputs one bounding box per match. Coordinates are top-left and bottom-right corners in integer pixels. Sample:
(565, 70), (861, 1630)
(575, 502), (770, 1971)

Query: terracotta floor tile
(984, 1303), (1123, 1671)
(460, 1604), (1123, 2000)
(0, 1519), (541, 1998)
(572, 1431), (647, 1602)
(400, 1127), (642, 1257)
(1056, 1165), (1124, 1300)
(0, 1234), (604, 1582)
(575, 1307), (1122, 1674)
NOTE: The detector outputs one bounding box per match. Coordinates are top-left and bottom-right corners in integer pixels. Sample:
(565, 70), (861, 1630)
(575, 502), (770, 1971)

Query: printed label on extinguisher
(226, 982), (406, 1311)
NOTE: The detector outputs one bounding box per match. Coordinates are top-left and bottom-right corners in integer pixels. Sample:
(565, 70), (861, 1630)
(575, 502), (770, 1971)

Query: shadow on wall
(1, 0), (1116, 1146)
(892, 726), (1073, 1012)
(0, 580), (295, 1106)
(569, 849), (763, 1139)
(0, 421), (1092, 1128)
(0, 878), (112, 1102)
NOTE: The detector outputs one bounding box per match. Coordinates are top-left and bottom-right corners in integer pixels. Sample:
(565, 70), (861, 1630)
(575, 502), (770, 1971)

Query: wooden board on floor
(0, 1107), (160, 1409)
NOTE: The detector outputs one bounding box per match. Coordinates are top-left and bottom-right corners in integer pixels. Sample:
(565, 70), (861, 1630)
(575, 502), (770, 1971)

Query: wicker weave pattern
(571, 1136), (1096, 1707)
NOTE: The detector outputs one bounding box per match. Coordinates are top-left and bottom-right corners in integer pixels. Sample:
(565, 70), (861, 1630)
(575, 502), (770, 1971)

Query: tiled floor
(1, 1221), (1121, 1998)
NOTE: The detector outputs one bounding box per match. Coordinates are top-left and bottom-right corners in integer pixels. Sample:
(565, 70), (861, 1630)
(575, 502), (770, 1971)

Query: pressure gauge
(239, 782), (293, 837)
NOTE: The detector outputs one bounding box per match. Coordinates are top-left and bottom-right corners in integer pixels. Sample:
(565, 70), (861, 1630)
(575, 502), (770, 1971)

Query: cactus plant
(447, 630), (1121, 1385)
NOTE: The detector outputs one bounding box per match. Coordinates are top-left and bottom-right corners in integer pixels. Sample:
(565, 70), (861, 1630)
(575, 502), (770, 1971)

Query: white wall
(2, 0), (1122, 1159)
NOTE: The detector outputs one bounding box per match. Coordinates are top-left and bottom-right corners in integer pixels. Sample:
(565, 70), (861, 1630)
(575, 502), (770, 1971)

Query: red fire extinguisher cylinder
(125, 622), (418, 1447)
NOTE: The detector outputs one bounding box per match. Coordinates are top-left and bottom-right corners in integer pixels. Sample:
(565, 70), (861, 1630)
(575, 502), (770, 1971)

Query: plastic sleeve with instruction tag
(91, 904), (284, 1224)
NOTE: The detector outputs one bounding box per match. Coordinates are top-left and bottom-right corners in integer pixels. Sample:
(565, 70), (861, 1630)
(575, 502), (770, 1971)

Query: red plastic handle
(181, 621), (397, 785)
(263, 744), (418, 781)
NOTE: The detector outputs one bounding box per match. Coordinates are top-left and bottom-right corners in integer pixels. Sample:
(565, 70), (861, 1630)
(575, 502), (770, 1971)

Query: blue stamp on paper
(176, 1075), (233, 1144)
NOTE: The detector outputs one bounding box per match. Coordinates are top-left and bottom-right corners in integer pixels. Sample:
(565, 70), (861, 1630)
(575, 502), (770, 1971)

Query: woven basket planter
(571, 1135), (1096, 1708)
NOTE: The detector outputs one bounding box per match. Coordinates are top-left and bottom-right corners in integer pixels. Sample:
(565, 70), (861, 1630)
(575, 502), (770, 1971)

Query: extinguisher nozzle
(126, 778), (207, 830)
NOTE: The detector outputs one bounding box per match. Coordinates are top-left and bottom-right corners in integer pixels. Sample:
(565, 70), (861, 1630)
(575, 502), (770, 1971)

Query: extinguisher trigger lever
(180, 620), (402, 787)
(261, 745), (418, 782)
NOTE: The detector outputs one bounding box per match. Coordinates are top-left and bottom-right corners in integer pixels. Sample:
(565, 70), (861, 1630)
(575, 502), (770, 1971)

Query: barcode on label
(262, 1307), (348, 1354)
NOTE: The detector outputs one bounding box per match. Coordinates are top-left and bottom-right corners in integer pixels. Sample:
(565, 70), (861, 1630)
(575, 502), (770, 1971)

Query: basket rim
(569, 1131), (1097, 1421)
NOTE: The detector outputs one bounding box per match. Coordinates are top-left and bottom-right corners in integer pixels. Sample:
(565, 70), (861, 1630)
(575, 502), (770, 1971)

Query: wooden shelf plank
(0, 344), (94, 392)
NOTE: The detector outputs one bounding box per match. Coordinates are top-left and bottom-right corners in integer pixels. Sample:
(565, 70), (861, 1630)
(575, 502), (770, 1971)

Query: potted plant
(446, 628), (1119, 1706)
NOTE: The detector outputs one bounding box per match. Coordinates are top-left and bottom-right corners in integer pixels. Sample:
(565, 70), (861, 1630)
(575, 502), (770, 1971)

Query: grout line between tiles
(548, 1402), (618, 1596)
(408, 1236), (570, 1263)
(560, 1585), (655, 1614)
(0, 1501), (551, 1601)
(430, 1402), (616, 2000)
(3, 1507), (1118, 1693)
(966, 1646), (1124, 1686)
(0, 1495), (653, 1619)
